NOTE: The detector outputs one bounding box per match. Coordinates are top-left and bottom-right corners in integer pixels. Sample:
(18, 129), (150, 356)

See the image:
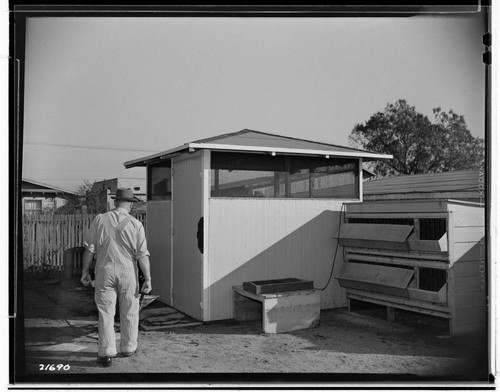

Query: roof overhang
(125, 143), (392, 169)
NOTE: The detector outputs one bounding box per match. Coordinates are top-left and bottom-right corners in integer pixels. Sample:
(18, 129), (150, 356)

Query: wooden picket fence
(22, 213), (147, 271)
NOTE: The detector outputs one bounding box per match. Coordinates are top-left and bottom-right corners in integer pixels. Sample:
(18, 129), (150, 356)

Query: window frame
(147, 161), (172, 201)
(210, 151), (360, 200)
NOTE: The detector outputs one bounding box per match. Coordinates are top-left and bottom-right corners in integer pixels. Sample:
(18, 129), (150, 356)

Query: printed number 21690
(39, 364), (70, 371)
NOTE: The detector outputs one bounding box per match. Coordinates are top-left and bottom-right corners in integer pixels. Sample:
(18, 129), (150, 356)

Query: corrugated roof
(124, 129), (392, 168)
(363, 170), (482, 195)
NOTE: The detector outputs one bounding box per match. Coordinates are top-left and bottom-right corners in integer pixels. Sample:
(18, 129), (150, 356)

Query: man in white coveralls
(81, 188), (152, 367)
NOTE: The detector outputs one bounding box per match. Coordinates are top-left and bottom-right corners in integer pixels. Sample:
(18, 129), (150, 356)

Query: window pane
(211, 169), (278, 197)
(25, 200), (42, 214)
(149, 166), (171, 201)
(289, 169), (310, 198)
(312, 162), (357, 198)
(210, 152), (358, 199)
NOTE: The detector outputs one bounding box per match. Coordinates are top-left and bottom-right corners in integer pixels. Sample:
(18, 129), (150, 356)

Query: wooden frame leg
(387, 306), (395, 322)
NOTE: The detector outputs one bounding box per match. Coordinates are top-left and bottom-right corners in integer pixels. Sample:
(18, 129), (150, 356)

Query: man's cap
(112, 188), (141, 202)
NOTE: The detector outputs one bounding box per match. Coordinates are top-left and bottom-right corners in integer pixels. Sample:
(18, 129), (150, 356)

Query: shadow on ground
(17, 280), (490, 382)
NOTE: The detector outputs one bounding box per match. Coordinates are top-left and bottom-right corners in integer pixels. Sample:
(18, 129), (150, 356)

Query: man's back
(85, 208), (148, 266)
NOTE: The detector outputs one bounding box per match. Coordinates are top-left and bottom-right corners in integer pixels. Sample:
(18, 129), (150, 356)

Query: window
(211, 152), (359, 199)
(147, 163), (172, 201)
(25, 199), (42, 214)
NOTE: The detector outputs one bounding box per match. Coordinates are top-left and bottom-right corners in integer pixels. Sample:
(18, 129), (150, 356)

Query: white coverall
(84, 208), (150, 357)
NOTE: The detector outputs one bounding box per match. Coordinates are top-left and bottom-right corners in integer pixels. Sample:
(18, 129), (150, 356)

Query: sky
(21, 14), (487, 192)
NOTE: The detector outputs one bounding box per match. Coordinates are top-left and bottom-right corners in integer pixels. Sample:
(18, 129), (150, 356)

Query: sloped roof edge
(124, 129), (392, 168)
(22, 178), (77, 195)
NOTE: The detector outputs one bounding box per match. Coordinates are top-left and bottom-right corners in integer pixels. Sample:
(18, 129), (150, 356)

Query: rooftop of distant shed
(363, 170), (482, 196)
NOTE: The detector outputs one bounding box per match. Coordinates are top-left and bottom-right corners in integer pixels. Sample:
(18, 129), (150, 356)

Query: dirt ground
(17, 280), (490, 385)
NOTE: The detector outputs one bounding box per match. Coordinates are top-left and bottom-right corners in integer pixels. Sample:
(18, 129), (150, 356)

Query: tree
(349, 99), (485, 177)
(57, 180), (106, 214)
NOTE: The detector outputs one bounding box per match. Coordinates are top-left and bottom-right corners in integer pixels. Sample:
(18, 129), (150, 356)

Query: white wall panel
(206, 198), (350, 321)
(146, 201), (172, 305)
(172, 153), (204, 319)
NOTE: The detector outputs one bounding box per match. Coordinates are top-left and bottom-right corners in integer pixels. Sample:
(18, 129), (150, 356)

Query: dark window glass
(24, 199), (42, 214)
(210, 152), (359, 199)
(148, 164), (172, 201)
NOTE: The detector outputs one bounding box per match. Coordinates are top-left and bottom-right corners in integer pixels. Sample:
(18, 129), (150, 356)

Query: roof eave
(124, 144), (189, 168)
(124, 142), (392, 168)
(188, 143), (393, 160)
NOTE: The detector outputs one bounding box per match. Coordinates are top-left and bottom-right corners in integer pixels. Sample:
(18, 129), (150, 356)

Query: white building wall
(172, 152), (204, 320)
(205, 198), (352, 321)
(146, 201), (172, 305)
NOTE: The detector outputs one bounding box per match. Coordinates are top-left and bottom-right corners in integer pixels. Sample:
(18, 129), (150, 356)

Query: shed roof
(92, 178), (147, 194)
(363, 170), (482, 196)
(22, 178), (76, 196)
(124, 129), (392, 168)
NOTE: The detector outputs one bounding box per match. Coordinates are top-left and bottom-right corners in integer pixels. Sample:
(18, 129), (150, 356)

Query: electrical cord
(318, 202), (346, 291)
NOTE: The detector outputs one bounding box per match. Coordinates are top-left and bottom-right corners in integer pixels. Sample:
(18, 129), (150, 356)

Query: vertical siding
(146, 201), (172, 305)
(172, 153), (204, 320)
(449, 203), (485, 263)
(206, 198), (350, 321)
(448, 202), (486, 334)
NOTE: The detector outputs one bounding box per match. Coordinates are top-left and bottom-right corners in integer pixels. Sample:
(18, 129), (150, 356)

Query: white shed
(124, 129), (392, 321)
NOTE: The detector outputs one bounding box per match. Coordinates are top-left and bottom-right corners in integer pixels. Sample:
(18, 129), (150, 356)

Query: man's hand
(81, 271), (92, 286)
(141, 279), (152, 294)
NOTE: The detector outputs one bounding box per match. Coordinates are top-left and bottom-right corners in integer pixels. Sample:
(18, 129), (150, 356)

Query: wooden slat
(346, 212), (448, 220)
(338, 279), (409, 297)
(346, 288), (451, 313)
(452, 242), (483, 263)
(346, 246), (449, 261)
(340, 223), (414, 242)
(453, 226), (485, 243)
(454, 307), (487, 325)
(407, 285), (447, 303)
(453, 260), (484, 278)
(346, 291), (451, 318)
(454, 276), (484, 293)
(22, 214), (98, 271)
(335, 263), (414, 289)
(345, 252), (450, 270)
(346, 200), (448, 214)
(408, 235), (448, 253)
(454, 291), (486, 310)
(339, 223), (414, 251)
(452, 207), (485, 227)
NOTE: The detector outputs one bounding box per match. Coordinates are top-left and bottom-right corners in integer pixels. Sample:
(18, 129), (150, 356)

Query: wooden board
(345, 200), (449, 214)
(338, 279), (409, 297)
(453, 226), (485, 243)
(407, 285), (447, 304)
(346, 291), (451, 319)
(242, 278), (314, 295)
(453, 260), (485, 278)
(408, 235), (448, 253)
(452, 242), (484, 263)
(450, 203), (485, 227)
(346, 246), (449, 261)
(454, 276), (484, 293)
(233, 291), (262, 321)
(339, 223), (413, 250)
(335, 263), (414, 289)
(346, 288), (451, 313)
(454, 291), (486, 310)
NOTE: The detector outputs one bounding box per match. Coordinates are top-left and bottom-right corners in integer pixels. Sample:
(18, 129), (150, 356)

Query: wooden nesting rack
(335, 199), (486, 335)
